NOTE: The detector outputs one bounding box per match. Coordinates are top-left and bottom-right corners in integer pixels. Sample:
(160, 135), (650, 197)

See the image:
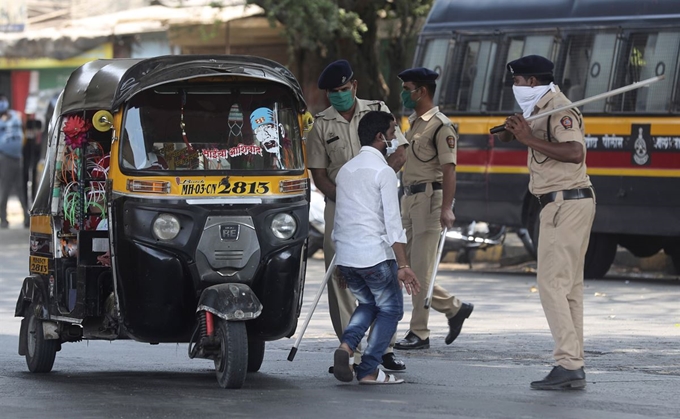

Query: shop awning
(0, 4), (264, 60)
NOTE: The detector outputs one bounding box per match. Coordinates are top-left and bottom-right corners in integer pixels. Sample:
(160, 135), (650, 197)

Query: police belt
(405, 182), (442, 196)
(538, 187), (593, 209)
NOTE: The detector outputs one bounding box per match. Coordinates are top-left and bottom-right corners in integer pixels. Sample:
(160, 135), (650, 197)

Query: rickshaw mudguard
(16, 275), (51, 356)
(248, 244), (305, 340)
(15, 275), (48, 318)
(197, 283), (263, 321)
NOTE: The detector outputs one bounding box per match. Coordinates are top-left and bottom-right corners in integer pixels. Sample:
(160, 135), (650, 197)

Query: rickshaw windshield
(120, 82), (304, 173)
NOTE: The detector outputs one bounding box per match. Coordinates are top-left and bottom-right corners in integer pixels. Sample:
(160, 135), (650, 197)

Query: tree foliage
(246, 0), (433, 111)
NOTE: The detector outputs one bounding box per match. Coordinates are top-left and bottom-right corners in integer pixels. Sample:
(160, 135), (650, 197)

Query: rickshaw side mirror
(93, 110), (114, 132)
(302, 111), (314, 134)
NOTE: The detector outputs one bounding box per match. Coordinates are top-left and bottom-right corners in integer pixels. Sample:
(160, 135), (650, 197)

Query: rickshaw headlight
(152, 213), (181, 241)
(270, 213), (297, 240)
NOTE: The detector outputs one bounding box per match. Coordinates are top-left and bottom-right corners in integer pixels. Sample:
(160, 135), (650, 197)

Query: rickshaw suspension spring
(199, 311), (208, 338)
(205, 311), (215, 336)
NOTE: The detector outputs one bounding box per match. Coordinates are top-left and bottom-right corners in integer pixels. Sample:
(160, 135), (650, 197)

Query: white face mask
(512, 82), (556, 118)
(381, 134), (399, 156)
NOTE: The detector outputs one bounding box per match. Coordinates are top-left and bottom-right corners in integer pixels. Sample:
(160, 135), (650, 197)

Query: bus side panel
(591, 175), (680, 237)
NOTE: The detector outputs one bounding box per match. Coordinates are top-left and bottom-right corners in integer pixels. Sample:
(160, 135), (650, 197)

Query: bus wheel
(584, 234), (618, 279)
(214, 320), (248, 389)
(247, 340), (265, 372)
(25, 304), (58, 373)
(665, 246), (680, 274)
(618, 236), (662, 258)
(672, 253), (680, 275)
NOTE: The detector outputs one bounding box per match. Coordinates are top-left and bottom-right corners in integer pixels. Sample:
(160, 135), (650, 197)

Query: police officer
(307, 59), (408, 371)
(394, 67), (474, 351)
(498, 55), (595, 390)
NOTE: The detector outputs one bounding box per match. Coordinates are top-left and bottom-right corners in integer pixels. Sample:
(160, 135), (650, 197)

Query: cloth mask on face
(328, 90), (355, 112)
(0, 100), (9, 113)
(383, 136), (399, 156)
(400, 89), (420, 109)
(512, 82), (556, 118)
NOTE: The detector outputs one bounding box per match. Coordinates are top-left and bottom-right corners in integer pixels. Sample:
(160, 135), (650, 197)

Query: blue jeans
(338, 260), (404, 380)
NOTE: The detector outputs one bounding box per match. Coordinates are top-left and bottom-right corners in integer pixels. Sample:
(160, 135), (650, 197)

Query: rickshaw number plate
(29, 256), (49, 275)
(220, 224), (240, 241)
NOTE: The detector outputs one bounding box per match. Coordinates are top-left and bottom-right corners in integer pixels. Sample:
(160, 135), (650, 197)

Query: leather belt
(538, 187), (593, 209)
(405, 182), (442, 196)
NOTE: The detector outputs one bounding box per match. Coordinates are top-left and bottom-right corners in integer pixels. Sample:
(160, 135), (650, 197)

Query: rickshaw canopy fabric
(60, 55), (307, 115)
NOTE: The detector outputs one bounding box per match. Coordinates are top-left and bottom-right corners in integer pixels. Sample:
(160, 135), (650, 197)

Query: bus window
(568, 33), (619, 113)
(612, 32), (680, 112)
(421, 38), (451, 76)
(632, 32), (680, 112)
(561, 34), (594, 103)
(455, 39), (497, 112)
(521, 35), (555, 58)
(420, 38), (453, 105)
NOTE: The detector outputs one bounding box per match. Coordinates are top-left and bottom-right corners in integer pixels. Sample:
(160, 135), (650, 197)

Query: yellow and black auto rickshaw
(15, 55), (311, 388)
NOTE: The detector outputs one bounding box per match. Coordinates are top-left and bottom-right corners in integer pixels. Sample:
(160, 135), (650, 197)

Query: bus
(412, 0), (680, 277)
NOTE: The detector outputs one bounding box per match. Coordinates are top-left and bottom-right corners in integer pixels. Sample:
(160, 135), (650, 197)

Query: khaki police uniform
(306, 98), (407, 361)
(529, 85), (596, 371)
(401, 106), (462, 340)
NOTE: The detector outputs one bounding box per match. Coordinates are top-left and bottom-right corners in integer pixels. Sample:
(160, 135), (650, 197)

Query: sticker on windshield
(227, 144), (263, 158)
(251, 107), (281, 157)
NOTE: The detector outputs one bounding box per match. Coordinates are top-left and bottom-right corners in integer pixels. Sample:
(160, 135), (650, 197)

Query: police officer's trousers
(401, 189), (461, 340)
(537, 193), (595, 370)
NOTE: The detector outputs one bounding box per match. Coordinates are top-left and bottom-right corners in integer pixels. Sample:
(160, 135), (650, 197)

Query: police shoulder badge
(560, 116), (573, 129)
(446, 135), (456, 148)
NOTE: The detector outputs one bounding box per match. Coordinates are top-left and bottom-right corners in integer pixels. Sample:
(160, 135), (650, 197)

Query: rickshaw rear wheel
(214, 320), (248, 389)
(25, 304), (58, 373)
(247, 340), (265, 372)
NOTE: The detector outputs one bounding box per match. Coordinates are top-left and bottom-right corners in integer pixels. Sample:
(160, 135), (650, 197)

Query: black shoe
(329, 363), (358, 374)
(381, 353), (406, 371)
(445, 303), (474, 345)
(0, 221), (8, 229)
(531, 366), (586, 390)
(394, 332), (430, 350)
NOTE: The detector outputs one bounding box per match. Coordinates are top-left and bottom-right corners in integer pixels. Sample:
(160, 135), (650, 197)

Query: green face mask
(328, 90), (355, 112)
(401, 89), (418, 109)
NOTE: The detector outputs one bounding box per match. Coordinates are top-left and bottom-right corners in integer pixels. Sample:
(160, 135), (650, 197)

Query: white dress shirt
(332, 146), (407, 268)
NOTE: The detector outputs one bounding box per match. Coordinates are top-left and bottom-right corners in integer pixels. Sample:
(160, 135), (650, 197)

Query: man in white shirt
(331, 111), (419, 385)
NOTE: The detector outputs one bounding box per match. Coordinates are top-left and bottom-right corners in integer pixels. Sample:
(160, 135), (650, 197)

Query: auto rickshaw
(15, 55), (312, 389)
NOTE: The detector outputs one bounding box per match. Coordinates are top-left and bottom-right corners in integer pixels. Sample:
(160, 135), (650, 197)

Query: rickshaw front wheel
(247, 340), (265, 372)
(214, 320), (248, 389)
(25, 304), (58, 373)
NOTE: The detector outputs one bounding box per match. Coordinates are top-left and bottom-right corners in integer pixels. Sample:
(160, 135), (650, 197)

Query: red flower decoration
(63, 115), (91, 148)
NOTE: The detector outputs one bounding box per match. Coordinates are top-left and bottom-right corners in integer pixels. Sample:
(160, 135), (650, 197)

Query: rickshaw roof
(60, 55), (307, 115)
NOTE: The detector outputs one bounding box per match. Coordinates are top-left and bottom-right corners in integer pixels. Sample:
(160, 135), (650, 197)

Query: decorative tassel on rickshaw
(180, 90), (194, 151)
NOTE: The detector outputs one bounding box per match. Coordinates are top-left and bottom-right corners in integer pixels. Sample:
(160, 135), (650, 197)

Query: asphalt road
(1, 226), (679, 419)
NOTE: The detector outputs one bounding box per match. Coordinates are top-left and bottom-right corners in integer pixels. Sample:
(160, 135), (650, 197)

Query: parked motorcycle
(439, 221), (506, 265)
(306, 179), (506, 260)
